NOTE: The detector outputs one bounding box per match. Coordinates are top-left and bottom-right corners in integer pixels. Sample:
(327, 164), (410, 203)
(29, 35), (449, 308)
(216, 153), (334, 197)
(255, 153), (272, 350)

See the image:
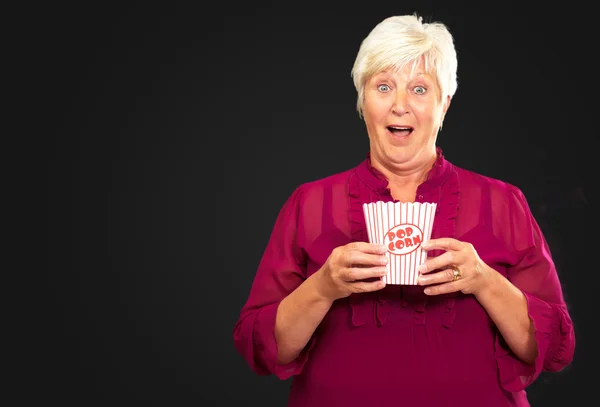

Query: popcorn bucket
(363, 201), (436, 285)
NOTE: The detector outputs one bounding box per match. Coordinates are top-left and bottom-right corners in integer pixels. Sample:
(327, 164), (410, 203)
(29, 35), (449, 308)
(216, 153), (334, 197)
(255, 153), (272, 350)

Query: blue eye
(378, 84), (390, 92)
(414, 86), (426, 95)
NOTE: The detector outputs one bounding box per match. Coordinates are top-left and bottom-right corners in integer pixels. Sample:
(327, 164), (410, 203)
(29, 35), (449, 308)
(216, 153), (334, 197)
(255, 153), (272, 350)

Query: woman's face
(362, 59), (450, 173)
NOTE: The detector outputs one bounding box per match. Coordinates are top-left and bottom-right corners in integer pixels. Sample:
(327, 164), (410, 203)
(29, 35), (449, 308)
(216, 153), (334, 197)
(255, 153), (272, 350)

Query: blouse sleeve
(494, 185), (575, 392)
(233, 185), (316, 380)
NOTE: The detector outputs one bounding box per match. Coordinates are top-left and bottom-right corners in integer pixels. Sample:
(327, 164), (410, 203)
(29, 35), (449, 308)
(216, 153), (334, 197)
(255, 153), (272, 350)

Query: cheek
(364, 117), (378, 136)
(364, 93), (390, 115)
(366, 103), (388, 123)
(362, 110), (377, 129)
(412, 102), (440, 123)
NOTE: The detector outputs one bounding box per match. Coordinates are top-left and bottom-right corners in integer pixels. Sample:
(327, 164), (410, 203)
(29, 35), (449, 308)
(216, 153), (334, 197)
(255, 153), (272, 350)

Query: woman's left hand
(417, 238), (491, 296)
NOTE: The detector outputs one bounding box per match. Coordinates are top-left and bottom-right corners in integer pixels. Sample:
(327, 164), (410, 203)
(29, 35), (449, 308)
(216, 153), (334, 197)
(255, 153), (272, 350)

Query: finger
(350, 278), (386, 293)
(417, 267), (455, 286)
(347, 241), (388, 254)
(423, 281), (460, 296)
(417, 251), (456, 274)
(344, 251), (389, 267)
(422, 238), (461, 252)
(344, 266), (388, 282)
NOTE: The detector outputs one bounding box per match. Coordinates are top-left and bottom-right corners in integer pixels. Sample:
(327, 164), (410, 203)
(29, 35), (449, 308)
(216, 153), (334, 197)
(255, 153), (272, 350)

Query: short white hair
(351, 14), (458, 118)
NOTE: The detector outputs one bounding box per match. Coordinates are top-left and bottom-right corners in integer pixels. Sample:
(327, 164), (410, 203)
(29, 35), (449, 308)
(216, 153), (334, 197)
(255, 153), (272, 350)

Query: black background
(36, 1), (597, 406)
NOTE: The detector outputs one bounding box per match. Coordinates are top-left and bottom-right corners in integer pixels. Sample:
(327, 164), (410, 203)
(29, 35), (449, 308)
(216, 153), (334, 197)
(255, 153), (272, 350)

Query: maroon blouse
(233, 148), (575, 406)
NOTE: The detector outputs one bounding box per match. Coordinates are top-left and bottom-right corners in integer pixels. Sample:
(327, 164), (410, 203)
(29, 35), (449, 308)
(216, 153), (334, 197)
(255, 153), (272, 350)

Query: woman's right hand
(315, 242), (389, 301)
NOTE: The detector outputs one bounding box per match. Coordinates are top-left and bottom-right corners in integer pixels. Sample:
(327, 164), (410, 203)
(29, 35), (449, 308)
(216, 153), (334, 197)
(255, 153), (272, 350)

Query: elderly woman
(233, 14), (574, 407)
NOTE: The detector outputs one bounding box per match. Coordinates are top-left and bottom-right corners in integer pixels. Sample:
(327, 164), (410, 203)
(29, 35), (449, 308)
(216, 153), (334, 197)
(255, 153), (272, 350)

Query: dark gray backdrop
(40, 1), (595, 406)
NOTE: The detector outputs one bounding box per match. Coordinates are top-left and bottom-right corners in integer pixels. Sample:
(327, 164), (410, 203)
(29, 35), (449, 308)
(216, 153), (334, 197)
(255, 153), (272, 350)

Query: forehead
(370, 58), (438, 85)
(375, 60), (431, 77)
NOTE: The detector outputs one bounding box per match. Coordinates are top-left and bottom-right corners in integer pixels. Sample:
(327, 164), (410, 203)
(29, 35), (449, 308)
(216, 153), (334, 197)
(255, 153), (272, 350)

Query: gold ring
(452, 267), (462, 281)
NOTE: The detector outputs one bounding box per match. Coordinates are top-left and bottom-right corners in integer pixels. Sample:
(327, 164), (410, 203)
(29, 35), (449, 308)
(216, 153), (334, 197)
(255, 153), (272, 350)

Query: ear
(440, 95), (452, 123)
(442, 94), (451, 114)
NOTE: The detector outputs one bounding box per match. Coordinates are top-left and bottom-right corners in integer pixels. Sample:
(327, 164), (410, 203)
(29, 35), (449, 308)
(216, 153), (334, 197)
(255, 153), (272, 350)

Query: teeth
(389, 126), (410, 130)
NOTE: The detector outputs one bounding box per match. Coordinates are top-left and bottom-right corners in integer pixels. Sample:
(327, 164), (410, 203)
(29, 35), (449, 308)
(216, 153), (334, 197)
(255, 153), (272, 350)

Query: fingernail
(418, 264), (427, 272)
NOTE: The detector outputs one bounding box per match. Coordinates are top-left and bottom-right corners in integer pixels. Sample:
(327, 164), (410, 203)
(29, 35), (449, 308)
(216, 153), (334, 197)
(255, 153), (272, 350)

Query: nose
(391, 90), (409, 115)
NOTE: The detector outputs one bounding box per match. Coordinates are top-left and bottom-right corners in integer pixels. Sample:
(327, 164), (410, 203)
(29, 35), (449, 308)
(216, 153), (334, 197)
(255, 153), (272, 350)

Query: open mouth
(387, 126), (413, 136)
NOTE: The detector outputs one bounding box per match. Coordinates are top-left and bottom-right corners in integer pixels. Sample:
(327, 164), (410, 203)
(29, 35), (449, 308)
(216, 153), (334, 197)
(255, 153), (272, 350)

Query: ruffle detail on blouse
(435, 166), (461, 329)
(346, 149), (461, 328)
(402, 286), (427, 325)
(434, 166), (460, 242)
(494, 292), (575, 392)
(347, 171), (371, 244)
(347, 171), (375, 327)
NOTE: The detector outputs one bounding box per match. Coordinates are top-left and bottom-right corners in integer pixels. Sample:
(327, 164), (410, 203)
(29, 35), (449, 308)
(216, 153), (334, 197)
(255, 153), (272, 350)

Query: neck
(370, 153), (437, 188)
